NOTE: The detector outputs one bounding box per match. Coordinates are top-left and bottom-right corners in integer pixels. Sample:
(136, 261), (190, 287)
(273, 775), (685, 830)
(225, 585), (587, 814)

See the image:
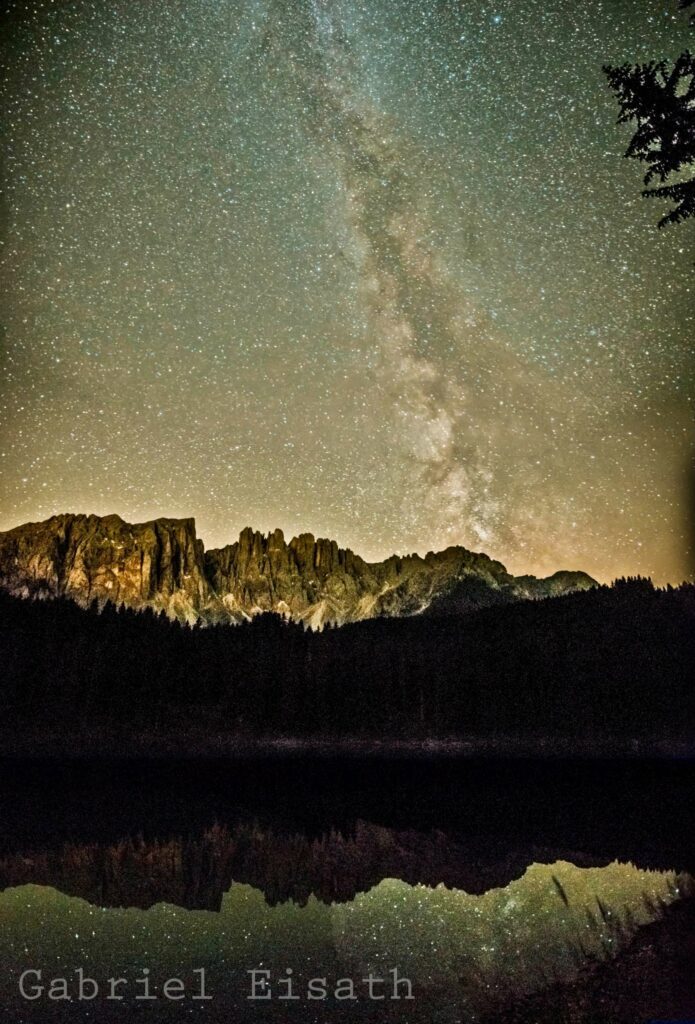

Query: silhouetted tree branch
(604, 3), (695, 227)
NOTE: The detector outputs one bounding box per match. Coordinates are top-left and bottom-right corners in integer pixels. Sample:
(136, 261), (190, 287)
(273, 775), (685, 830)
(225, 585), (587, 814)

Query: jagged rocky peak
(0, 514), (597, 625)
(0, 512), (209, 622)
(204, 527), (376, 624)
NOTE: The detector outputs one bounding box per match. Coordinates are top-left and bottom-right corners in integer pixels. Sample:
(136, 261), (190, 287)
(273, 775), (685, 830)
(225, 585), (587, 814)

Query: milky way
(1, 0), (693, 582)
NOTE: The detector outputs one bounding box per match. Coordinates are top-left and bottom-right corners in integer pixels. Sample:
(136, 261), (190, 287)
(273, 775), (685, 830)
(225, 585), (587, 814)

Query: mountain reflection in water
(0, 855), (690, 1022)
(1, 759), (692, 1020)
(0, 822), (631, 910)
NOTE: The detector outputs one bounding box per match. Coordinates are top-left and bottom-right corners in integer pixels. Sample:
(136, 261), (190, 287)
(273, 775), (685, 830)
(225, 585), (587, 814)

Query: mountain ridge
(0, 513), (597, 626)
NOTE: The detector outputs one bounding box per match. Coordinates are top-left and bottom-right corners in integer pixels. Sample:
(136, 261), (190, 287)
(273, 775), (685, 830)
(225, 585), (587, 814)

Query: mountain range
(0, 513), (596, 626)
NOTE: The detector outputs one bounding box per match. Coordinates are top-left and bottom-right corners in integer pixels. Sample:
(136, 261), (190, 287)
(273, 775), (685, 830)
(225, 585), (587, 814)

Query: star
(0, 0), (692, 584)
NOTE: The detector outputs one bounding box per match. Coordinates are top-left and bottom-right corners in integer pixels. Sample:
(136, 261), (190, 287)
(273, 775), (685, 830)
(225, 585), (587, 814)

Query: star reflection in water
(0, 859), (688, 1022)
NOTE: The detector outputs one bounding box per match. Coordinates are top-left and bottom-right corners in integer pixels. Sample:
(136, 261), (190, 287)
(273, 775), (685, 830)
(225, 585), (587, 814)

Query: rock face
(0, 514), (597, 626)
(0, 514), (211, 623)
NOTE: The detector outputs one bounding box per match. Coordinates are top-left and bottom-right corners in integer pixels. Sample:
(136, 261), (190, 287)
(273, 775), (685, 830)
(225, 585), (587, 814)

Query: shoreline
(0, 733), (691, 761)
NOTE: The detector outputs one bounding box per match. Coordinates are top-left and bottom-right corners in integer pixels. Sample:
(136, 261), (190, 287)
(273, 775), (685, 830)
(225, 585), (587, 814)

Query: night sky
(1, 0), (693, 584)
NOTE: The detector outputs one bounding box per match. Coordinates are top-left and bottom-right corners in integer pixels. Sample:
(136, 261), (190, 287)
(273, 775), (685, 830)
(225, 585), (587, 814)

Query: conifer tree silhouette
(604, 1), (695, 227)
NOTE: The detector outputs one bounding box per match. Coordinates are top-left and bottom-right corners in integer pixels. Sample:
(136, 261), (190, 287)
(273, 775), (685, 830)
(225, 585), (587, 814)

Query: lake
(0, 757), (692, 1022)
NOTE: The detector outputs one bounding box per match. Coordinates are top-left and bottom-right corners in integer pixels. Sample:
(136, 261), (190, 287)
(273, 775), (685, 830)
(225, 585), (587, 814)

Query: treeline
(0, 578), (693, 746)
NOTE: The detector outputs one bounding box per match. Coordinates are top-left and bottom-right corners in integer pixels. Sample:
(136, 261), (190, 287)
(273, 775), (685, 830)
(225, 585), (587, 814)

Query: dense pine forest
(0, 579), (693, 752)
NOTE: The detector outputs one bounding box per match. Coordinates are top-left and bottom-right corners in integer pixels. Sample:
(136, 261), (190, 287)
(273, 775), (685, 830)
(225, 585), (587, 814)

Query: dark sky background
(1, 0), (693, 583)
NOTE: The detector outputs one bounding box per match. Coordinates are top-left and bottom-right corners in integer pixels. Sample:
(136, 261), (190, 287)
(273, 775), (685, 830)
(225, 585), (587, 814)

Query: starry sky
(1, 0), (693, 584)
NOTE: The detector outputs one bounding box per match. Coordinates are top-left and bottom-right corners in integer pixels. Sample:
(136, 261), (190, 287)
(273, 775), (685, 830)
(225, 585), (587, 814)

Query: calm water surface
(0, 758), (691, 1022)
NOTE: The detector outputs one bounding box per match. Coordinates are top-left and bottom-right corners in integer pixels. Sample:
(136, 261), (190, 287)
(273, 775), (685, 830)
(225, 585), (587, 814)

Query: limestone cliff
(0, 514), (597, 625)
(0, 514), (210, 623)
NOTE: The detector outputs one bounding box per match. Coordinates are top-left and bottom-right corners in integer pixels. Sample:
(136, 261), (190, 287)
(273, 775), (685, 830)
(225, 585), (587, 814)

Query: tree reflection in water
(0, 847), (689, 1022)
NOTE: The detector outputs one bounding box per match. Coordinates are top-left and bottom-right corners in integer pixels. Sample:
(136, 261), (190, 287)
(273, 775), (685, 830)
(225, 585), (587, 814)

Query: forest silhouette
(1, 578), (693, 754)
